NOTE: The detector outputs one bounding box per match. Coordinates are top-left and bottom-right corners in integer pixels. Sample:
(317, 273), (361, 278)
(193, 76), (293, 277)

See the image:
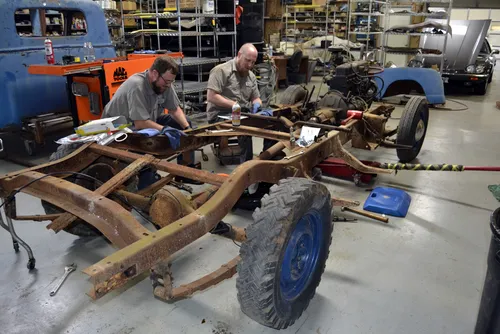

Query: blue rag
(136, 128), (160, 137)
(258, 108), (274, 117)
(252, 102), (261, 114)
(161, 126), (187, 150)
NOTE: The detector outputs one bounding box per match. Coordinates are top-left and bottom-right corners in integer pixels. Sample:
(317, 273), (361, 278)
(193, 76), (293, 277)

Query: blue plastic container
(363, 187), (411, 218)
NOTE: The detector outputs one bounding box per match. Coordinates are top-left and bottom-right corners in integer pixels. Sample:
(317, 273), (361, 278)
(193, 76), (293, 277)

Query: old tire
(396, 96), (429, 163)
(236, 178), (333, 330)
(42, 144), (106, 237)
(280, 85), (307, 105)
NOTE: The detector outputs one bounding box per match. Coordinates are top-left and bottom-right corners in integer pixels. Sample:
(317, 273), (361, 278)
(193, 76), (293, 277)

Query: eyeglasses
(158, 73), (175, 86)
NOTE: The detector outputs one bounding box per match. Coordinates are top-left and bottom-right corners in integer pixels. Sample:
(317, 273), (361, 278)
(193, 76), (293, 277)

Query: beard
(152, 80), (163, 95)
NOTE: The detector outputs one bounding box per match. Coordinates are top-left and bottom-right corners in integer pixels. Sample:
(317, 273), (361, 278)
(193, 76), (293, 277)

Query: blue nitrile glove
(258, 108), (273, 117)
(161, 126), (187, 150)
(252, 102), (261, 114)
(136, 128), (160, 137)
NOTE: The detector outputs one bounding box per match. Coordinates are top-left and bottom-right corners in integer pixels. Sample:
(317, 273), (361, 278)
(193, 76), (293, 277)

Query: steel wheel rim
(280, 210), (323, 301)
(414, 119), (426, 142)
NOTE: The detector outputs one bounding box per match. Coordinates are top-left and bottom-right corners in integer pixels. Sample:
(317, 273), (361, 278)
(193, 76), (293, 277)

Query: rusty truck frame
(0, 95), (428, 329)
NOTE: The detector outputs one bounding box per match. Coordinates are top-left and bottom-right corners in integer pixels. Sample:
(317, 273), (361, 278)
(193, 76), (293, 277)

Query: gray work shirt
(102, 70), (180, 124)
(206, 58), (260, 122)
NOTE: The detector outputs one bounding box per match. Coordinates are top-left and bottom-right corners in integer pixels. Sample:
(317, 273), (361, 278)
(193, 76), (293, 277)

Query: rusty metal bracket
(151, 261), (174, 301)
(153, 256), (240, 301)
(47, 155), (156, 233)
(330, 135), (393, 175)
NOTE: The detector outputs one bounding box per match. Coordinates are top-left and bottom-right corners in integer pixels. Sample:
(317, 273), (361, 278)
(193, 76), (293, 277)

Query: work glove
(258, 108), (273, 117)
(161, 126), (186, 150)
(252, 102), (261, 114)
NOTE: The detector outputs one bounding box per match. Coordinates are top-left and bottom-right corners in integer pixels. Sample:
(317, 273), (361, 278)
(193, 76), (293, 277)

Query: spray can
(44, 38), (55, 65)
(231, 102), (241, 127)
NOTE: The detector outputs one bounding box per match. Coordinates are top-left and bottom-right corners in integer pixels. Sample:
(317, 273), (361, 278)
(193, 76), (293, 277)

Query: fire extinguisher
(44, 38), (55, 65)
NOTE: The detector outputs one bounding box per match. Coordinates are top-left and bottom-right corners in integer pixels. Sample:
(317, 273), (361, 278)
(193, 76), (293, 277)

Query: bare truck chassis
(0, 97), (427, 329)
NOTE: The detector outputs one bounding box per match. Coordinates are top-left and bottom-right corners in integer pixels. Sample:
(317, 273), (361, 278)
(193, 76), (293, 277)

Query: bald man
(206, 43), (263, 123)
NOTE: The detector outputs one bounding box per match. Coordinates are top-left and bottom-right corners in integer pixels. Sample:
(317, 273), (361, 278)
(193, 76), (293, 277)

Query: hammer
(341, 206), (389, 224)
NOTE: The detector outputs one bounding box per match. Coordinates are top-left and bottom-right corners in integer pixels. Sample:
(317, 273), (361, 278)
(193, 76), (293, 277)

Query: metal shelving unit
(124, 0), (237, 107)
(346, 0), (389, 61)
(173, 81), (208, 94)
(283, 4), (344, 53)
(382, 0), (453, 73)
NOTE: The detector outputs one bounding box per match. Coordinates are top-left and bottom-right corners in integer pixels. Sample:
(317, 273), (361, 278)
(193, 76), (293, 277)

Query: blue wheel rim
(280, 210), (324, 301)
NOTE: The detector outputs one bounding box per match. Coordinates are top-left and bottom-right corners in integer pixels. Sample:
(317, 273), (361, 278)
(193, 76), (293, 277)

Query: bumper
(442, 73), (489, 85)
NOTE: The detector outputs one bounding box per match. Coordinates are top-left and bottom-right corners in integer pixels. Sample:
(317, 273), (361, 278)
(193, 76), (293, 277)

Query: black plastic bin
(475, 207), (500, 334)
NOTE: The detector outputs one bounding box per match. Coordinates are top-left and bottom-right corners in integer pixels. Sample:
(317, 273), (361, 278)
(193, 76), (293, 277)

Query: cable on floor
(432, 98), (469, 111)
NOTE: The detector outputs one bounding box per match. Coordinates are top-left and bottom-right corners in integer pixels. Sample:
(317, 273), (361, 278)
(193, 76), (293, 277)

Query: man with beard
(102, 55), (190, 149)
(206, 43), (263, 123)
(102, 56), (198, 187)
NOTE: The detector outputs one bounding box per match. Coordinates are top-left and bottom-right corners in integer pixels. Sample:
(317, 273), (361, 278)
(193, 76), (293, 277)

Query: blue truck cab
(0, 0), (116, 131)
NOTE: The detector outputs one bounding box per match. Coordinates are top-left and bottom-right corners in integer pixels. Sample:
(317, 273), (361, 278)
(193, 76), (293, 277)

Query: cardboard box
(120, 1), (137, 11)
(164, 0), (198, 9)
(312, 0), (326, 6)
(124, 18), (136, 27)
(75, 116), (129, 136)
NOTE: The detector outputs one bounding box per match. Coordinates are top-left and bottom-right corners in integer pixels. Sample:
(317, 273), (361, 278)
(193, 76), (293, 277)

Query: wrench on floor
(50, 263), (77, 296)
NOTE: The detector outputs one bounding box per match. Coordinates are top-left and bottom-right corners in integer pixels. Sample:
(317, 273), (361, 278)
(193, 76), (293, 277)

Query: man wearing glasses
(102, 56), (198, 187)
(102, 55), (190, 146)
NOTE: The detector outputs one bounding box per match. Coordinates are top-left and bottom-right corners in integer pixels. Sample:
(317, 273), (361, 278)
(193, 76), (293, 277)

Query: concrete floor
(1, 77), (499, 334)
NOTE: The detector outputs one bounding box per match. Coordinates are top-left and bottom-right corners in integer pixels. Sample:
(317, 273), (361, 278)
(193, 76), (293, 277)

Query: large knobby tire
(396, 96), (429, 163)
(280, 85), (307, 105)
(42, 144), (108, 237)
(236, 178), (333, 330)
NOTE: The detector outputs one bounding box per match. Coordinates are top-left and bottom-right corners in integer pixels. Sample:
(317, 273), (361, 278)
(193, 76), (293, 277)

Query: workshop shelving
(121, 0), (237, 108)
(382, 0), (453, 73)
(346, 0), (389, 61)
(283, 4), (348, 43)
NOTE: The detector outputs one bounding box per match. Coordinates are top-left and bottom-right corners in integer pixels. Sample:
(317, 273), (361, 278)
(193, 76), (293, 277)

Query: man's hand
(252, 102), (261, 114)
(161, 126), (187, 150)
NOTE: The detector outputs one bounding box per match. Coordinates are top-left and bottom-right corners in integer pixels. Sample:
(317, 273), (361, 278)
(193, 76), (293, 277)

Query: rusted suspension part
(137, 175), (175, 196)
(89, 144), (227, 186)
(152, 257), (240, 301)
(0, 172), (149, 248)
(0, 143), (98, 185)
(47, 155), (156, 233)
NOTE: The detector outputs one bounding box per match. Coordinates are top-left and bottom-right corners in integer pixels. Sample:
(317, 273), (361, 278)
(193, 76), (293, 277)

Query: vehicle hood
(417, 19), (491, 70)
